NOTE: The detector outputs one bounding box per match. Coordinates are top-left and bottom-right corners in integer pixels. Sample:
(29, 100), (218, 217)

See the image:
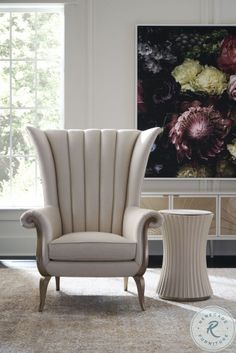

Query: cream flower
(177, 164), (212, 178)
(171, 59), (202, 91)
(181, 83), (195, 92)
(192, 66), (228, 95)
(227, 138), (236, 159)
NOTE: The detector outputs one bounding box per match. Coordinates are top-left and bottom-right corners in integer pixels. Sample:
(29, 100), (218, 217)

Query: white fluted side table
(157, 209), (213, 301)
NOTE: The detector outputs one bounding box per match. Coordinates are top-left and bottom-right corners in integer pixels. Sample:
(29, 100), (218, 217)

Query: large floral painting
(137, 25), (236, 178)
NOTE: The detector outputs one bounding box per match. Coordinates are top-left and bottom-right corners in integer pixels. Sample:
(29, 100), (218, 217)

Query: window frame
(0, 2), (65, 208)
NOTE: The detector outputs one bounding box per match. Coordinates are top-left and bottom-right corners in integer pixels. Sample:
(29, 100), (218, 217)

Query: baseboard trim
(0, 255), (235, 268)
(0, 256), (36, 260)
(148, 255), (236, 268)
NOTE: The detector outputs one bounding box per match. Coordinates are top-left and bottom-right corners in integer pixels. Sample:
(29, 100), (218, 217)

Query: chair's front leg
(133, 275), (145, 311)
(39, 276), (51, 312)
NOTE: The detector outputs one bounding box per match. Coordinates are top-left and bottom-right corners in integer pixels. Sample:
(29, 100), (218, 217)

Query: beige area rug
(0, 262), (236, 353)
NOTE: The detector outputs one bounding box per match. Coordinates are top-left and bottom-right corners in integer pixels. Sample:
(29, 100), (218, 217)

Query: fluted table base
(157, 209), (213, 301)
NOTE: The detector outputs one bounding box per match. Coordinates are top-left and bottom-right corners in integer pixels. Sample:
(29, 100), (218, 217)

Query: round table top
(159, 209), (213, 216)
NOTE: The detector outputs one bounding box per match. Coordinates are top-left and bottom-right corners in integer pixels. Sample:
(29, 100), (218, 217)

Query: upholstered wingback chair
(21, 127), (163, 311)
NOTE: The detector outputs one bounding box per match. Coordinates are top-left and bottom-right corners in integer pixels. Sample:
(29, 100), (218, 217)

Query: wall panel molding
(64, 0), (88, 129)
(200, 0), (222, 24)
(0, 235), (36, 256)
(200, 0), (210, 24)
(213, 0), (222, 23)
(87, 0), (95, 128)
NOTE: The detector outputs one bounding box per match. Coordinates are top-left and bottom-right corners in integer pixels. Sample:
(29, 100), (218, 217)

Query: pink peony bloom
(228, 75), (236, 101)
(169, 106), (232, 161)
(217, 35), (236, 74)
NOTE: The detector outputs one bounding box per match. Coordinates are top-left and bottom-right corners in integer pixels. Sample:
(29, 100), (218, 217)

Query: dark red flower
(180, 100), (202, 113)
(169, 106), (232, 161)
(217, 35), (236, 74)
(137, 81), (146, 113)
(142, 73), (180, 112)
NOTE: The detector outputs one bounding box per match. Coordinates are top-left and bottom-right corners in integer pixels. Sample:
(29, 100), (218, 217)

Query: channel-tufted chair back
(27, 127), (159, 235)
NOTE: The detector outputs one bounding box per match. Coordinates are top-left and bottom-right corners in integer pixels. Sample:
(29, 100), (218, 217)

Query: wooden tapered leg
(55, 276), (60, 291)
(133, 275), (145, 311)
(39, 276), (51, 312)
(124, 277), (128, 291)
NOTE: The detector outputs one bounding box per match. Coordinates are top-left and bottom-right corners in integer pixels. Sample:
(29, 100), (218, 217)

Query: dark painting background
(137, 26), (236, 178)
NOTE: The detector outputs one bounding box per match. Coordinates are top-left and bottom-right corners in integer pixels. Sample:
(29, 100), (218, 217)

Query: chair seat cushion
(48, 232), (137, 261)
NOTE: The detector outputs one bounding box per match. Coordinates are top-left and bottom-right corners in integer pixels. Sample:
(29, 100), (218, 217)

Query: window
(0, 4), (64, 207)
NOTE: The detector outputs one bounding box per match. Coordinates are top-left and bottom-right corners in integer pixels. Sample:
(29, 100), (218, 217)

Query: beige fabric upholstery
(49, 232), (136, 261)
(20, 206), (62, 276)
(123, 207), (163, 266)
(46, 261), (140, 278)
(126, 128), (162, 207)
(21, 127), (163, 278)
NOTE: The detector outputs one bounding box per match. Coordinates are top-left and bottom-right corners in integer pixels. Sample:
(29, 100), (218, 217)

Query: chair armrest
(20, 206), (62, 276)
(20, 206), (62, 242)
(123, 207), (163, 272)
(123, 206), (163, 241)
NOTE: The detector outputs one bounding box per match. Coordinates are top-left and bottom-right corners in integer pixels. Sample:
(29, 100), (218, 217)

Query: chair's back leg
(124, 277), (128, 291)
(55, 276), (60, 291)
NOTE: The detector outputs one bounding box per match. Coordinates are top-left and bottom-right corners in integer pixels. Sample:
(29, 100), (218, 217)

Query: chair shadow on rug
(37, 289), (169, 315)
(0, 261), (9, 268)
(20, 127), (163, 312)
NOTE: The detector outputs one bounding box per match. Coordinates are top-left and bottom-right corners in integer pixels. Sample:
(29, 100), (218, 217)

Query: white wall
(1, 0), (236, 256)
